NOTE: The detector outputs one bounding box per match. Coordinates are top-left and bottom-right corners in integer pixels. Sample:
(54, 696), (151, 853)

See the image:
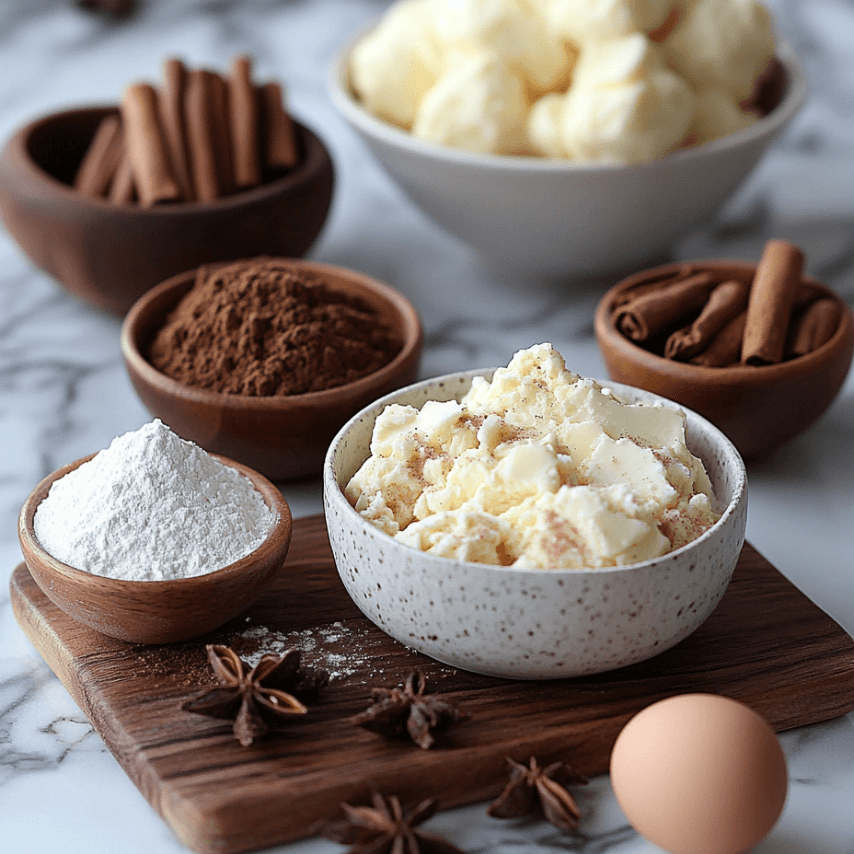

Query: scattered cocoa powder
(147, 257), (400, 395)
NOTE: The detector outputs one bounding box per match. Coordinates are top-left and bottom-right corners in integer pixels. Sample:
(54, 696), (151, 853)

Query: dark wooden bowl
(595, 260), (854, 459)
(0, 105), (334, 315)
(120, 259), (424, 482)
(18, 453), (293, 644)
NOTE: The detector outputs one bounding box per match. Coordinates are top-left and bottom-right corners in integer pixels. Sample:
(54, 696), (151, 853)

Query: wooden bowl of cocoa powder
(594, 243), (854, 459)
(121, 257), (423, 481)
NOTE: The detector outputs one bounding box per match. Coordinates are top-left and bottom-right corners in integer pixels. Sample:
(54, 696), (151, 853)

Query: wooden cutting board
(11, 514), (854, 854)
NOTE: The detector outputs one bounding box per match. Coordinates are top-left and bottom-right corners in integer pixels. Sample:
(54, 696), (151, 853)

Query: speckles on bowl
(322, 372), (748, 680)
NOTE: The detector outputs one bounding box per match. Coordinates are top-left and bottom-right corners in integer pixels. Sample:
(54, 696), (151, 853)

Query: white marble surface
(1, 0), (854, 852)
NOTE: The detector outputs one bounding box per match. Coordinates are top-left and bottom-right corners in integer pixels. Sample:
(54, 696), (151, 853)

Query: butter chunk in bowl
(323, 344), (747, 680)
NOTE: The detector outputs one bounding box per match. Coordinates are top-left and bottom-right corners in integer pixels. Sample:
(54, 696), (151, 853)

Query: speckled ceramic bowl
(323, 371), (747, 680)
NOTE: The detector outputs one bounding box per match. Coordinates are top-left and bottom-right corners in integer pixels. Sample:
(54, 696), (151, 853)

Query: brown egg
(609, 694), (787, 854)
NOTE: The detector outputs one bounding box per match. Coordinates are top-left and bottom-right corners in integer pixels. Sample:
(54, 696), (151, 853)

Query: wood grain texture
(11, 514), (854, 854)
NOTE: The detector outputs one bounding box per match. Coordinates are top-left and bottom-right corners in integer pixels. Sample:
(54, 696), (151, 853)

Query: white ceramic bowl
(323, 371), (748, 680)
(328, 32), (806, 277)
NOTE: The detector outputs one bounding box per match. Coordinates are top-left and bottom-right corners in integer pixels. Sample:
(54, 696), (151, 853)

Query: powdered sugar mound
(33, 419), (277, 581)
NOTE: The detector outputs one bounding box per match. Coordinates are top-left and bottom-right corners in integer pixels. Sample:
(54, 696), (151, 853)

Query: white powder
(33, 419), (277, 581)
(235, 622), (407, 680)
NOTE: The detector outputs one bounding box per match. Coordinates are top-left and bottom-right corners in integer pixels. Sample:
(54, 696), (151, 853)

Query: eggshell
(609, 693), (787, 854)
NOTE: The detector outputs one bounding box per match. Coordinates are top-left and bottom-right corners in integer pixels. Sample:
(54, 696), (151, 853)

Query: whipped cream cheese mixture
(346, 343), (720, 568)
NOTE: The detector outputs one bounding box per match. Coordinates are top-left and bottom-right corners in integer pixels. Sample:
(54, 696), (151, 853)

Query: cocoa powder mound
(147, 258), (401, 395)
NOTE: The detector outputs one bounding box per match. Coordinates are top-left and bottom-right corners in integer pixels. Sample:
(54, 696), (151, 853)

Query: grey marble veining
(1, 0), (854, 852)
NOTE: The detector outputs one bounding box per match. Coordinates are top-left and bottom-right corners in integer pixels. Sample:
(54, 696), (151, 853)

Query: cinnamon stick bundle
(614, 271), (717, 342)
(741, 240), (804, 365)
(72, 54), (301, 206)
(664, 279), (750, 361)
(611, 240), (847, 368)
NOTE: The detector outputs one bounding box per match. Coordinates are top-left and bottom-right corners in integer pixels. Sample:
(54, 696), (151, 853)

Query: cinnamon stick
(741, 240), (804, 365)
(690, 311), (748, 367)
(108, 145), (136, 204)
(185, 69), (227, 202)
(121, 82), (181, 206)
(611, 266), (698, 310)
(664, 279), (750, 361)
(613, 271), (717, 342)
(209, 71), (235, 196)
(228, 54), (262, 189)
(159, 57), (195, 201)
(259, 80), (299, 169)
(74, 114), (124, 198)
(786, 298), (841, 357)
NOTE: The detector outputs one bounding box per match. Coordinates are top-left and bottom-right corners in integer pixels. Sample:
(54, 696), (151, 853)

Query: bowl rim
(6, 104), (331, 214)
(328, 26), (807, 172)
(120, 258), (425, 410)
(19, 450), (293, 589)
(594, 260), (854, 382)
(324, 367), (747, 577)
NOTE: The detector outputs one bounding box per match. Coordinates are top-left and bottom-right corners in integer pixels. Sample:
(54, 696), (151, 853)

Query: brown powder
(147, 257), (400, 395)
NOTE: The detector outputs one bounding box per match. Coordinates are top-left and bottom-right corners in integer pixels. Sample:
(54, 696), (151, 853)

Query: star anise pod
(318, 792), (466, 854)
(351, 671), (468, 750)
(487, 756), (588, 832)
(181, 645), (327, 746)
(256, 646), (330, 701)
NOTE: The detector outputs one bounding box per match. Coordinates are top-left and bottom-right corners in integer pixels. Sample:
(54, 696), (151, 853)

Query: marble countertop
(2, 0), (854, 851)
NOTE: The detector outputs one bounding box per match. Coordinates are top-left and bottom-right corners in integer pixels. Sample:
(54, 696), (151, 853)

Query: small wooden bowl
(595, 260), (854, 459)
(18, 453), (293, 645)
(121, 259), (424, 482)
(0, 105), (334, 315)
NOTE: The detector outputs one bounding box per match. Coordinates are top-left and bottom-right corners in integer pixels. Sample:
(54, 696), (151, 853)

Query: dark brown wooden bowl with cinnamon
(594, 243), (854, 460)
(0, 103), (334, 315)
(121, 258), (423, 482)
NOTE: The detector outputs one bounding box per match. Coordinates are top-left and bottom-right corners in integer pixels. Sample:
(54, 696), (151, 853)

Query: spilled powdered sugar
(233, 621), (410, 680)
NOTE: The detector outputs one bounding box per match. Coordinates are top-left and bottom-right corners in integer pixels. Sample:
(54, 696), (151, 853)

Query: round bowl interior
(595, 261), (854, 459)
(121, 259), (424, 482)
(18, 452), (293, 644)
(323, 370), (748, 680)
(328, 32), (806, 277)
(0, 105), (335, 315)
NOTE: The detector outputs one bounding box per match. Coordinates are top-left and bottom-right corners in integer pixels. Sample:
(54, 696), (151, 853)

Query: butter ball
(433, 0), (573, 93)
(544, 0), (674, 42)
(558, 37), (695, 163)
(663, 0), (775, 101)
(349, 0), (442, 128)
(527, 92), (569, 157)
(691, 87), (758, 144)
(610, 694), (788, 854)
(412, 55), (529, 154)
